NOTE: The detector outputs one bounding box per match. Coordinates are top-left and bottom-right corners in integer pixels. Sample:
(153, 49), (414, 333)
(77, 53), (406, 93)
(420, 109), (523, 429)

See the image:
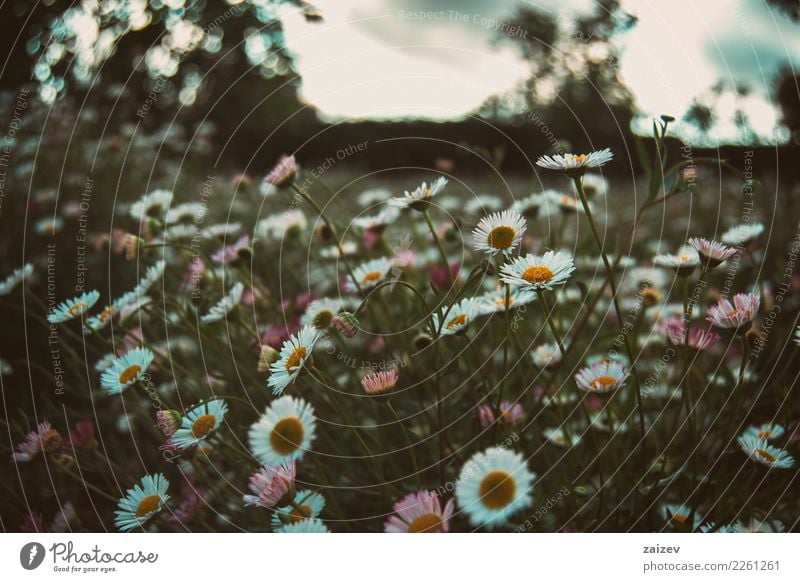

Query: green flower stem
(422, 209), (452, 284)
(497, 279), (512, 413)
(574, 176), (647, 456)
(535, 289), (573, 444)
(386, 400), (422, 488)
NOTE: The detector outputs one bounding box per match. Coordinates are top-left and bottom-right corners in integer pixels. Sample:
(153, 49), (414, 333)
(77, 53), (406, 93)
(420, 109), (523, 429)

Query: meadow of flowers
(2, 111), (798, 533)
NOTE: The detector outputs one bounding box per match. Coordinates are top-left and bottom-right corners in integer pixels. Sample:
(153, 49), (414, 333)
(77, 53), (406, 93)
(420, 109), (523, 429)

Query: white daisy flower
(389, 176), (448, 211)
(543, 190), (586, 214)
(706, 292), (759, 329)
(0, 263), (33, 295)
(358, 187), (392, 206)
(432, 297), (479, 336)
(743, 423), (784, 441)
(352, 207), (399, 233)
(574, 359), (629, 394)
(202, 222), (242, 239)
(268, 325), (321, 395)
(511, 193), (545, 219)
(455, 447), (535, 529)
(687, 237), (737, 269)
(248, 395), (317, 466)
(536, 148), (613, 176)
(653, 245), (701, 276)
(256, 210), (307, 240)
(277, 518), (330, 533)
(737, 434), (795, 469)
(345, 257), (394, 294)
(500, 251), (576, 292)
(472, 210), (527, 257)
(166, 202), (206, 224)
(721, 223), (765, 246)
(532, 343), (562, 368)
(114, 473), (170, 532)
(200, 282), (244, 323)
(129, 189), (173, 220)
(171, 400), (229, 450)
(320, 241), (358, 259)
(301, 298), (345, 330)
(47, 290), (100, 324)
(542, 427), (582, 447)
(99, 347), (154, 395)
(271, 490), (326, 530)
(731, 518), (785, 533)
(477, 288), (536, 316)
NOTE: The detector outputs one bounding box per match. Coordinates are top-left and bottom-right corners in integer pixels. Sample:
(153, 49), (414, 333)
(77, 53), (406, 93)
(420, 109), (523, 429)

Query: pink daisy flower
(707, 293), (760, 329)
(384, 490), (455, 533)
(243, 462), (296, 509)
(499, 401), (524, 424)
(12, 421), (62, 462)
(688, 237), (737, 269)
(663, 319), (721, 350)
(361, 369), (399, 395)
(264, 155), (297, 188)
(211, 234), (251, 265)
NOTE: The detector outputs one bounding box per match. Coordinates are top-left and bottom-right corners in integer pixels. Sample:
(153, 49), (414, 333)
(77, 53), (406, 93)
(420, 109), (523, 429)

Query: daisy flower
(134, 260), (169, 296)
(543, 190), (585, 214)
(737, 434), (795, 469)
(99, 347), (154, 395)
(170, 400), (229, 450)
(472, 210), (527, 256)
(0, 263), (33, 295)
(477, 288), (537, 316)
(542, 427), (582, 447)
(688, 237), (737, 269)
(352, 207), (399, 233)
(248, 395), (317, 466)
(532, 343), (562, 368)
(84, 290), (140, 333)
(384, 490), (455, 533)
(277, 518), (330, 533)
(166, 202), (206, 224)
(264, 155), (297, 188)
(743, 423), (784, 441)
(731, 518), (785, 533)
(663, 319), (720, 351)
(455, 447), (535, 529)
(256, 210), (307, 240)
(114, 474), (170, 532)
(200, 282), (244, 323)
(661, 504), (702, 530)
(500, 251), (576, 292)
(301, 298), (344, 330)
(511, 192), (545, 219)
(47, 290), (100, 323)
(243, 462), (297, 509)
(721, 223), (765, 247)
(498, 401), (524, 424)
(268, 326), (321, 395)
(389, 176), (448, 211)
(345, 257), (394, 294)
(11, 421), (62, 462)
(361, 368), (399, 396)
(536, 148), (613, 177)
(358, 187), (392, 206)
(320, 241), (358, 259)
(35, 217), (64, 235)
(129, 189), (173, 220)
(271, 490), (326, 529)
(211, 234), (251, 265)
(575, 360), (629, 394)
(432, 297), (479, 336)
(706, 292), (759, 329)
(653, 245), (700, 277)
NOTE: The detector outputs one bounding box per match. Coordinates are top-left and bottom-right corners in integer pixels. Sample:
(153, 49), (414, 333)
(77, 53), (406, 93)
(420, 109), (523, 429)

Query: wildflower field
(2, 97), (798, 534)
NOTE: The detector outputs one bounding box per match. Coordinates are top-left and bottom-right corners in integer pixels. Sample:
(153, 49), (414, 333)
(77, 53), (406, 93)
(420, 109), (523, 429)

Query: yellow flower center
(574, 154), (586, 164)
(757, 430), (772, 439)
(591, 375), (617, 390)
(67, 302), (87, 316)
(288, 504), (312, 523)
(98, 306), (116, 322)
(191, 414), (216, 438)
(135, 495), (161, 518)
(521, 265), (553, 285)
(479, 470), (516, 510)
(285, 347), (307, 372)
(755, 448), (776, 464)
(727, 309), (740, 318)
(362, 271), (381, 285)
(446, 313), (467, 330)
(408, 513), (444, 533)
(118, 364), (141, 384)
(270, 417), (304, 456)
(672, 513), (688, 524)
(487, 225), (516, 250)
(495, 297), (514, 307)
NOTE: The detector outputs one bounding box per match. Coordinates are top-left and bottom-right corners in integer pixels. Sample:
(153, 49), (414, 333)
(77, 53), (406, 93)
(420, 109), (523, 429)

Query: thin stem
(422, 209), (451, 284)
(386, 400), (422, 488)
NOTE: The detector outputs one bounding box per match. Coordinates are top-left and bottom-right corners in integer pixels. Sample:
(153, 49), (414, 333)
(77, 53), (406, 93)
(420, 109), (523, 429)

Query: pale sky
(278, 0), (800, 143)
